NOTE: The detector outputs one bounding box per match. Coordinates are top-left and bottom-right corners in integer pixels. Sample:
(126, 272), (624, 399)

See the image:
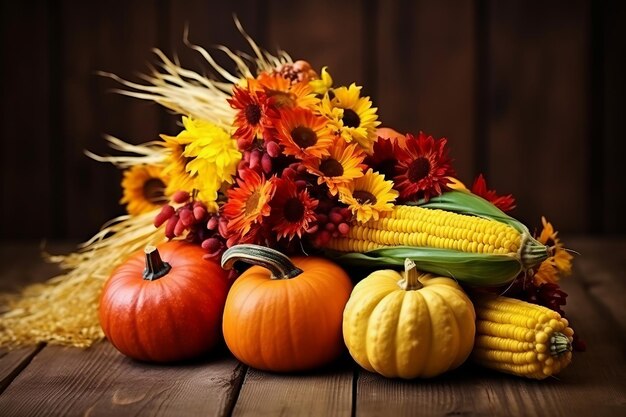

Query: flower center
(342, 108), (361, 128)
(291, 126), (318, 148)
(319, 158), (344, 177)
(266, 89), (297, 108)
(353, 190), (377, 205)
(407, 157), (431, 183)
(284, 197), (305, 222)
(142, 178), (166, 204)
(245, 103), (262, 125)
(245, 189), (261, 215)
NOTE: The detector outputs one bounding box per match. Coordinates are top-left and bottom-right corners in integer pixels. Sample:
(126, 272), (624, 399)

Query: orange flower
(250, 72), (318, 110)
(274, 107), (334, 160)
(537, 217), (573, 277)
(304, 138), (366, 196)
(394, 132), (455, 202)
(222, 169), (276, 240)
(228, 84), (277, 147)
(270, 179), (318, 241)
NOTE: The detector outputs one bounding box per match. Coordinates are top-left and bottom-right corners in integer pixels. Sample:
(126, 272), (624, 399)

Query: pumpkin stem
(400, 259), (424, 291)
(221, 244), (303, 280)
(143, 245), (172, 281)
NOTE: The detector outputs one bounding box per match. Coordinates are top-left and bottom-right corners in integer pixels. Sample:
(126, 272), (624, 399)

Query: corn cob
(472, 295), (574, 379)
(325, 190), (549, 286)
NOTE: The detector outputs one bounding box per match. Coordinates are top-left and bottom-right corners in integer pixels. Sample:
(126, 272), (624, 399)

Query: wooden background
(1, 0), (624, 240)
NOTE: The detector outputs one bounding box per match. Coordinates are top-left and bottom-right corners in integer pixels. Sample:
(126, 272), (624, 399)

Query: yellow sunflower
(537, 216), (574, 277)
(320, 83), (380, 152)
(304, 138), (366, 196)
(339, 168), (398, 223)
(161, 117), (241, 211)
(532, 260), (559, 285)
(120, 164), (168, 216)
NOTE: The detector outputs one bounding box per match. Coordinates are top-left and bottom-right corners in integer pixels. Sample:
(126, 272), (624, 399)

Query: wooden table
(0, 238), (624, 417)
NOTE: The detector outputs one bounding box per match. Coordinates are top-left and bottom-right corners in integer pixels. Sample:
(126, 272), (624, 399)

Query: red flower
(270, 178), (318, 241)
(228, 83), (277, 148)
(364, 136), (401, 181)
(470, 174), (516, 213)
(394, 132), (455, 201)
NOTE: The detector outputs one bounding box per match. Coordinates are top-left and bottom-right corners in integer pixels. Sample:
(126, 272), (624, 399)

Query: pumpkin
(221, 244), (353, 372)
(343, 259), (476, 378)
(99, 241), (229, 362)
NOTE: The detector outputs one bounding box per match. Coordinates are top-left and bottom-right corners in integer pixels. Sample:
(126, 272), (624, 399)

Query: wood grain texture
(232, 360), (353, 417)
(0, 342), (245, 417)
(375, 0), (477, 183)
(0, 0), (53, 238)
(486, 0), (590, 232)
(60, 0), (163, 240)
(0, 346), (43, 394)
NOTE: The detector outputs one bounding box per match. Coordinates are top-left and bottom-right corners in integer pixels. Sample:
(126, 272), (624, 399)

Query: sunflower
(304, 138), (366, 196)
(532, 260), (560, 285)
(394, 132), (456, 202)
(537, 216), (573, 277)
(270, 178), (318, 240)
(228, 83), (277, 147)
(340, 169), (398, 223)
(471, 174), (516, 213)
(320, 83), (380, 152)
(120, 164), (168, 216)
(222, 169), (276, 240)
(251, 72), (318, 110)
(274, 107), (334, 160)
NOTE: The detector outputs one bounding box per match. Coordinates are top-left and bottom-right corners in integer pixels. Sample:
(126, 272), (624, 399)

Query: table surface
(0, 237), (624, 417)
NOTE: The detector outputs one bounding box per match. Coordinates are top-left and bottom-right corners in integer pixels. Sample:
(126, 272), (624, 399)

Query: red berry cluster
(310, 206), (352, 247)
(154, 191), (227, 260)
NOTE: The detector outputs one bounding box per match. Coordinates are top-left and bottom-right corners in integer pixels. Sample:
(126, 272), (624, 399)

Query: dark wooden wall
(1, 0), (624, 240)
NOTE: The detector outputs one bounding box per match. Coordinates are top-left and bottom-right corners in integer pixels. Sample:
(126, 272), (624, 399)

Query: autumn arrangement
(0, 22), (581, 380)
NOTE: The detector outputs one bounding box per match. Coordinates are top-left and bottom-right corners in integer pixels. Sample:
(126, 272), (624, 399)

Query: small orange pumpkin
(221, 244), (353, 372)
(99, 241), (229, 362)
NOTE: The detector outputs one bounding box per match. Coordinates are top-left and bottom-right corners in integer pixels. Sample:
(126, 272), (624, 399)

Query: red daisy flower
(394, 132), (456, 202)
(364, 136), (402, 181)
(222, 169), (276, 240)
(228, 83), (277, 148)
(270, 178), (318, 241)
(471, 174), (516, 213)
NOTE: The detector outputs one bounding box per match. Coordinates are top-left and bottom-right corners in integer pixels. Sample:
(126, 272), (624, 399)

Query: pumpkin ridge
(369, 292), (402, 377)
(428, 288), (462, 373)
(414, 288), (434, 377)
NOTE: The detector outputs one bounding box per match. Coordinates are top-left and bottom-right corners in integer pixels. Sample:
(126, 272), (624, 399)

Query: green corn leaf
(327, 246), (522, 287)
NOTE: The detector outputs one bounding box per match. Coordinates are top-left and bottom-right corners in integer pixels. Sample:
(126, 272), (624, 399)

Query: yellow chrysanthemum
(537, 216), (574, 277)
(340, 169), (398, 223)
(320, 83), (380, 153)
(309, 66), (333, 95)
(120, 164), (168, 216)
(161, 117), (241, 211)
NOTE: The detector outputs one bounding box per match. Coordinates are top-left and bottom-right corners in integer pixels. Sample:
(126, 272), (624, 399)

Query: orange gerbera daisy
(274, 107), (334, 160)
(394, 132), (456, 202)
(537, 216), (573, 277)
(250, 72), (318, 110)
(470, 174), (516, 213)
(304, 138), (367, 196)
(222, 169), (276, 239)
(228, 84), (277, 147)
(270, 179), (318, 240)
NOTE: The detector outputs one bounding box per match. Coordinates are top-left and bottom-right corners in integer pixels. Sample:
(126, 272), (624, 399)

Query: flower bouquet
(0, 21), (580, 380)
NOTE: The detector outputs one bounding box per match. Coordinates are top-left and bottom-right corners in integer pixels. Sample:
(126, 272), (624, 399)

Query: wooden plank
(600, 0), (626, 233)
(0, 347), (43, 394)
(356, 238), (626, 417)
(232, 360), (353, 417)
(0, 0), (53, 239)
(266, 0), (366, 93)
(375, 0), (477, 183)
(486, 1), (590, 232)
(60, 0), (163, 239)
(0, 342), (245, 417)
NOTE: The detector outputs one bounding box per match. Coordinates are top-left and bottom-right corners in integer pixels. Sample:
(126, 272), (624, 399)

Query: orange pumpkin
(221, 244), (353, 372)
(99, 241), (229, 362)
